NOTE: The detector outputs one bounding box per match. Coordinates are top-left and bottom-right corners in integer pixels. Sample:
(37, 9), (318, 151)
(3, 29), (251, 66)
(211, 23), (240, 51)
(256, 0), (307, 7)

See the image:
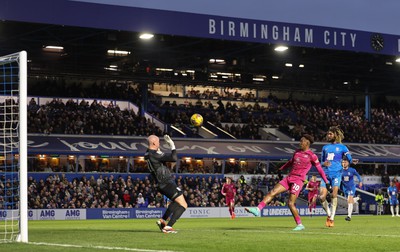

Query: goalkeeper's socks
(163, 202), (178, 220)
(168, 205), (186, 227)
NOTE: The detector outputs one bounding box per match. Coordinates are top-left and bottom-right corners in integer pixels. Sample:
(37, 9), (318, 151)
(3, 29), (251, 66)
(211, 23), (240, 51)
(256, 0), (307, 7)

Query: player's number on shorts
(293, 183), (301, 192)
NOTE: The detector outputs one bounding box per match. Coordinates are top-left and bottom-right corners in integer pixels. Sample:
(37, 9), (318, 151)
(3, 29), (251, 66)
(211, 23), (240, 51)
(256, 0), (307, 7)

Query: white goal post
(0, 51), (28, 243)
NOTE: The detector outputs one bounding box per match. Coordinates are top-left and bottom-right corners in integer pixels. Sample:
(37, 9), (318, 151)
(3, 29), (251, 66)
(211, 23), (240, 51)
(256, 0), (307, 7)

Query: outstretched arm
(279, 159), (293, 171)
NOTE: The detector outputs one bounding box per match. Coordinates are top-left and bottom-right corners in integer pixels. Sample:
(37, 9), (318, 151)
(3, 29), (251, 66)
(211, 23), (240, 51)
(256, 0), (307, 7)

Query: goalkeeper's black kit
(145, 148), (182, 200)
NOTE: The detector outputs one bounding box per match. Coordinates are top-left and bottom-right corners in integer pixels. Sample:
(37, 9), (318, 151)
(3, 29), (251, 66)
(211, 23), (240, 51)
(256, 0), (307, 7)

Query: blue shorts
(390, 197), (399, 206)
(343, 185), (356, 197)
(320, 171), (342, 188)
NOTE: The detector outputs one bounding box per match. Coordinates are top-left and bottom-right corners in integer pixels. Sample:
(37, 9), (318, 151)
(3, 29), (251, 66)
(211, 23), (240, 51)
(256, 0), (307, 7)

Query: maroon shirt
(221, 183), (236, 199)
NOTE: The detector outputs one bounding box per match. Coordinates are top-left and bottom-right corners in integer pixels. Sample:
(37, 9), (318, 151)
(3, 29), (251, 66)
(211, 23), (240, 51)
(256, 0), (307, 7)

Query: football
(190, 113), (203, 127)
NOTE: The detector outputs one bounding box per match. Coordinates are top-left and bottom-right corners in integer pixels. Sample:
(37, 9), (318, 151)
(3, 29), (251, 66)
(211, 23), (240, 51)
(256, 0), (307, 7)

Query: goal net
(0, 51), (28, 243)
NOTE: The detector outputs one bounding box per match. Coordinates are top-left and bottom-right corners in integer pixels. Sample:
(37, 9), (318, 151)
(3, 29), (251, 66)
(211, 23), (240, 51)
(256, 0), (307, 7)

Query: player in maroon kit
(221, 177), (237, 219)
(305, 174), (320, 216)
(245, 134), (329, 231)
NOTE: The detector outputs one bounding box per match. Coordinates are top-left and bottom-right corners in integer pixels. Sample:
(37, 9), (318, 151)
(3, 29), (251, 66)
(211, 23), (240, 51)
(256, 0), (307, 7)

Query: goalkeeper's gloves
(164, 135), (175, 150)
(326, 182), (333, 193)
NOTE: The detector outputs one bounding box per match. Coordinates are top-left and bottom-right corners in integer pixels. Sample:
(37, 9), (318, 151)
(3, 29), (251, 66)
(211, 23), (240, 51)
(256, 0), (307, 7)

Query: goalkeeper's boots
(162, 226), (178, 234)
(156, 219), (166, 232)
(245, 207), (260, 217)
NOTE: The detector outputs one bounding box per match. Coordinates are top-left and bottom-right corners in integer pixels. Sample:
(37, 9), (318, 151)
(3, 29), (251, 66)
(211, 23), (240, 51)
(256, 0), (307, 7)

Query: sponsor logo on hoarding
(187, 209), (211, 217)
(263, 207), (325, 216)
(102, 210), (130, 219)
(0, 211), (6, 218)
(40, 210), (56, 220)
(135, 209), (162, 219)
(65, 209), (81, 220)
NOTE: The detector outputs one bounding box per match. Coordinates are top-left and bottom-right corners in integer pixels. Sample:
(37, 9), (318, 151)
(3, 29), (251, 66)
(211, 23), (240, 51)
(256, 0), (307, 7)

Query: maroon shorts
(225, 197), (235, 206)
(308, 192), (318, 202)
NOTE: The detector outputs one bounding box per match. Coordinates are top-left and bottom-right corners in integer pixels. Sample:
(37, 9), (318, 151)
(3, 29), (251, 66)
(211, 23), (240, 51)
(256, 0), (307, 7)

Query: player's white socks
(322, 200), (331, 217)
(331, 198), (337, 220)
(353, 196), (360, 203)
(348, 203), (353, 218)
(391, 206), (395, 216)
(396, 205), (399, 216)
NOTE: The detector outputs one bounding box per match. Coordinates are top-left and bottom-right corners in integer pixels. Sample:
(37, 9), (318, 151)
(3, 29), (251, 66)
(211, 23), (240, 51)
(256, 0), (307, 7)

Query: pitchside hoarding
(0, 207), (327, 221)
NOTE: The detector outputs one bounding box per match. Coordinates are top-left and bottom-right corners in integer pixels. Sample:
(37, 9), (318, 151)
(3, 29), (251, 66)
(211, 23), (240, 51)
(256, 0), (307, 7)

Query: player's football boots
(293, 224), (305, 231)
(245, 207), (260, 217)
(162, 226), (178, 234)
(156, 219), (166, 231)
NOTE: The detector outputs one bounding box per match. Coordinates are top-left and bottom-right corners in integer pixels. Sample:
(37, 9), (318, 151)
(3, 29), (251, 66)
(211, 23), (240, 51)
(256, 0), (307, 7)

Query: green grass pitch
(1, 215), (399, 252)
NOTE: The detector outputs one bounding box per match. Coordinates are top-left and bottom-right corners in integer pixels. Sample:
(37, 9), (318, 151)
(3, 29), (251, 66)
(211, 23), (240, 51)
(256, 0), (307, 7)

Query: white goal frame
(0, 51), (28, 243)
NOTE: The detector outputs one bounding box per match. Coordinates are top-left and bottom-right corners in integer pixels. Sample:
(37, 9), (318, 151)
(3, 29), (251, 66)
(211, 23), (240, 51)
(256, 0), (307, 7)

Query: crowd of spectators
(0, 173), (288, 210)
(280, 99), (400, 144)
(27, 98), (162, 136)
(25, 80), (400, 144)
(29, 79), (143, 106)
(150, 88), (400, 144)
(150, 94), (293, 140)
(184, 87), (257, 102)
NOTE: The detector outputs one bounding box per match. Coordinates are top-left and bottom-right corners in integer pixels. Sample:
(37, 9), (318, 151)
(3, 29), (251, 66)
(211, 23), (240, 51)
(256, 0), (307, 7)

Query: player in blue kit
(341, 157), (362, 221)
(388, 180), (400, 217)
(319, 126), (354, 227)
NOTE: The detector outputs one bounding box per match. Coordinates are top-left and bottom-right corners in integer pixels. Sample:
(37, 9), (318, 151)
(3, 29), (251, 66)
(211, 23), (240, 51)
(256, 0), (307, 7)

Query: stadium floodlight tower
(0, 51), (28, 243)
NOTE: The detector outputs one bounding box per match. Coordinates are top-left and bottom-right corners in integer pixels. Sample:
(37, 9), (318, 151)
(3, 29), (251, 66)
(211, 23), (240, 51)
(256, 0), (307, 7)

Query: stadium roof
(1, 20), (400, 96)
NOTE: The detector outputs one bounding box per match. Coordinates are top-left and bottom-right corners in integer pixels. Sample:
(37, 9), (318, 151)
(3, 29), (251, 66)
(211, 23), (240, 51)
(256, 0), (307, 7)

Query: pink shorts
(279, 176), (304, 197)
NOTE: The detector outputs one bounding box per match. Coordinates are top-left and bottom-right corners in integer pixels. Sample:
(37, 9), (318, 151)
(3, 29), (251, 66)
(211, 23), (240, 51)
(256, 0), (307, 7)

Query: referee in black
(145, 134), (187, 233)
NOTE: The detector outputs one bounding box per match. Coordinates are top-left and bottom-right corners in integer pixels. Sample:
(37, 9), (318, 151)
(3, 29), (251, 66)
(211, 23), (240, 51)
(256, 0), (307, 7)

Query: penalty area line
(29, 242), (182, 252)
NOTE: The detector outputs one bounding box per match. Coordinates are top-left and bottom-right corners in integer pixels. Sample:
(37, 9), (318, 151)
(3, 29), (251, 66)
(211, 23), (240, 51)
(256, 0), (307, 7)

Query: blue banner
(262, 206), (325, 217)
(86, 208), (164, 219)
(2, 207), (326, 221)
(26, 134), (400, 162)
(2, 0), (400, 55)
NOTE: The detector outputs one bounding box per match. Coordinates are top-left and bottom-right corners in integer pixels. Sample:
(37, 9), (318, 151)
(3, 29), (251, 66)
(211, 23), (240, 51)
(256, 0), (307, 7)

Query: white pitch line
(187, 228), (400, 239)
(29, 242), (182, 252)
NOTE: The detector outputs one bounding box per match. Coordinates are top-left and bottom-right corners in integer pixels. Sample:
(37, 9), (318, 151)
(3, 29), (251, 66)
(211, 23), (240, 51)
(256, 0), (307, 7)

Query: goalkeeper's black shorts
(159, 181), (183, 201)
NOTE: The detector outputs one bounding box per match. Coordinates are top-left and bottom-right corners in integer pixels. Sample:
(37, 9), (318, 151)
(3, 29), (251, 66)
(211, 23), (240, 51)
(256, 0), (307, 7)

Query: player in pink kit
(245, 134), (328, 231)
(221, 177), (237, 219)
(305, 175), (320, 216)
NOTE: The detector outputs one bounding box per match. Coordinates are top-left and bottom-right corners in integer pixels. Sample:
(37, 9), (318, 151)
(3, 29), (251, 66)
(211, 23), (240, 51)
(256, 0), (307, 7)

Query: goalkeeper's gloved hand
(164, 134), (175, 150)
(326, 182), (333, 193)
